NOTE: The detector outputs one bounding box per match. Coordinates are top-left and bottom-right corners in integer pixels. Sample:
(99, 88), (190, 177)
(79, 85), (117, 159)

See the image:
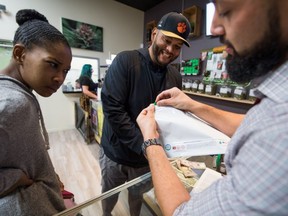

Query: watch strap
(142, 138), (162, 157)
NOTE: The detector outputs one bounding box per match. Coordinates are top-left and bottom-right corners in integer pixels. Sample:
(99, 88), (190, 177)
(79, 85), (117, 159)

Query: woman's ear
(13, 44), (25, 64)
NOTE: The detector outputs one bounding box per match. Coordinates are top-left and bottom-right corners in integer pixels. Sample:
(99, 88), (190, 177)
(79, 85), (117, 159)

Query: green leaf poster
(62, 18), (103, 52)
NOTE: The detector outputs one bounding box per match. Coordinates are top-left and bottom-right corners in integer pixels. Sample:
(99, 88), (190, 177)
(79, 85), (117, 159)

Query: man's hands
(136, 104), (159, 141)
(156, 87), (198, 112)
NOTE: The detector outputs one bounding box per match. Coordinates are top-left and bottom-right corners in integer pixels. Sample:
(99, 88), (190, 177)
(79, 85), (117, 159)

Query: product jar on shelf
(205, 83), (217, 95)
(191, 80), (199, 92)
(197, 81), (206, 94)
(182, 78), (187, 90)
(219, 85), (232, 97)
(186, 79), (193, 91)
(233, 86), (247, 100)
(248, 88), (257, 102)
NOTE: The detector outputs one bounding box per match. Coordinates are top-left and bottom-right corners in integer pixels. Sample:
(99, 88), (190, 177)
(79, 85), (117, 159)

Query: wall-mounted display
(62, 18), (103, 52)
(182, 58), (200, 75)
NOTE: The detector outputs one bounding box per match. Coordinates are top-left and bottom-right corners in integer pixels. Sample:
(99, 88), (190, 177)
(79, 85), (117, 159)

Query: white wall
(0, 0), (144, 132)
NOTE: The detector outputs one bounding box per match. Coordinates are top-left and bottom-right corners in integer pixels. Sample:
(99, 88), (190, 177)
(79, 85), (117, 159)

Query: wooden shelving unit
(183, 91), (255, 105)
(182, 5), (202, 38)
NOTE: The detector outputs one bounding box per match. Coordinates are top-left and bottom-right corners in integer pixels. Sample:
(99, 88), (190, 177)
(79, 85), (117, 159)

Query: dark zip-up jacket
(101, 48), (182, 167)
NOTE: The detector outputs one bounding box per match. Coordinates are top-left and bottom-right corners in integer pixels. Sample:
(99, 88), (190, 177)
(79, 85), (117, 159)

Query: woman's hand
(17, 172), (34, 188)
(1, 172), (33, 197)
(136, 104), (159, 141)
(56, 174), (65, 191)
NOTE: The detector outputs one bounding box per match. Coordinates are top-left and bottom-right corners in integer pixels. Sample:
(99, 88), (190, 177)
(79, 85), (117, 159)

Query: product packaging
(155, 106), (230, 158)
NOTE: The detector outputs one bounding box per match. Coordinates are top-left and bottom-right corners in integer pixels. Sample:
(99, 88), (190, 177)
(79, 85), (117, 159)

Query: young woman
(79, 64), (98, 99)
(0, 9), (72, 215)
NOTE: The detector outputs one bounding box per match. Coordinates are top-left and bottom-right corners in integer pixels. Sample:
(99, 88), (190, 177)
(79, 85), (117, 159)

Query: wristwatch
(142, 138), (162, 157)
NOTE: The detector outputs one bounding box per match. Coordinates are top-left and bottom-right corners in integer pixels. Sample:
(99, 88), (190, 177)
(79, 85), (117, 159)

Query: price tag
(234, 88), (242, 95)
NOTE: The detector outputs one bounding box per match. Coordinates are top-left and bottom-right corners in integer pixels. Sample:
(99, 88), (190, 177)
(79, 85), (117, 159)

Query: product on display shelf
(204, 82), (217, 95)
(233, 86), (247, 100)
(248, 88), (257, 102)
(219, 85), (232, 97)
(191, 79), (199, 92)
(197, 81), (205, 94)
(183, 78), (192, 91)
(182, 78), (187, 90)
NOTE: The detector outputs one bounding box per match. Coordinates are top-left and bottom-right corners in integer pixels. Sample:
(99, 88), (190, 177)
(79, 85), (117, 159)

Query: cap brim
(160, 30), (190, 47)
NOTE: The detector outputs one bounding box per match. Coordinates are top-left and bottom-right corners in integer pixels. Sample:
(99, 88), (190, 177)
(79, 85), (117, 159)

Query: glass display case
(53, 155), (221, 216)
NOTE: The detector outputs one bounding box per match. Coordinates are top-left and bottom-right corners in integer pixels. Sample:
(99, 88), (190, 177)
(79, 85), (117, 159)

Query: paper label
(198, 83), (204, 90)
(206, 85), (212, 92)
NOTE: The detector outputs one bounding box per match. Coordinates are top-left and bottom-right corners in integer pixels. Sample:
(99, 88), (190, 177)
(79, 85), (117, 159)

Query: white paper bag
(155, 106), (230, 158)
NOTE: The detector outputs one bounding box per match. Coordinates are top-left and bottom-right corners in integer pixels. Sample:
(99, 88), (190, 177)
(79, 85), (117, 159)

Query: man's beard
(151, 43), (165, 67)
(151, 35), (177, 67)
(223, 8), (286, 84)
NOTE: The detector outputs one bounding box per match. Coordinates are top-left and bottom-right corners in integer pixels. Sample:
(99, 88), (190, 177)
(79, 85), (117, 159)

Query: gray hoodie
(0, 75), (65, 216)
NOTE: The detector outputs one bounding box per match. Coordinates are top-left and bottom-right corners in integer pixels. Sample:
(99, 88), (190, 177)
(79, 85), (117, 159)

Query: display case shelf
(183, 91), (255, 105)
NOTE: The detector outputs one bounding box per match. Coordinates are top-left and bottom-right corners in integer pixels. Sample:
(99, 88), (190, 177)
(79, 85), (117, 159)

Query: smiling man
(136, 0), (288, 215)
(99, 12), (190, 216)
